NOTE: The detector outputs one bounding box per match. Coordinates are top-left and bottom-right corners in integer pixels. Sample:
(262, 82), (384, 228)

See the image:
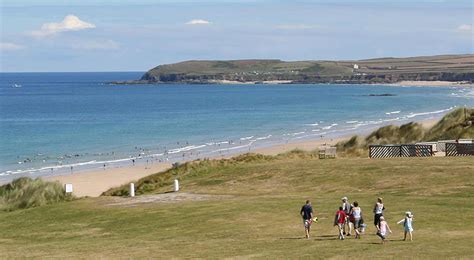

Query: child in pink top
(376, 216), (392, 244)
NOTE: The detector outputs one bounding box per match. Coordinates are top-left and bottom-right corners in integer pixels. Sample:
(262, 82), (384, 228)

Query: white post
(174, 179), (179, 192)
(130, 183), (135, 197)
(65, 184), (73, 194)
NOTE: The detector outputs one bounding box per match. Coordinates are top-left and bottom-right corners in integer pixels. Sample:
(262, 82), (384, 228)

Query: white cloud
(31, 15), (95, 37)
(276, 24), (321, 30)
(0, 42), (25, 51)
(185, 19), (211, 25)
(71, 40), (120, 50)
(456, 24), (472, 33)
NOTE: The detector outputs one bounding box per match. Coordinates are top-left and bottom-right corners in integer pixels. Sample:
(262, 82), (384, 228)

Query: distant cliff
(114, 54), (474, 84)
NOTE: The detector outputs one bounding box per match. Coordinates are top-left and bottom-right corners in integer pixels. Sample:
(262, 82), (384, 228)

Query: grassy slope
(1, 156), (473, 258)
(425, 107), (474, 141)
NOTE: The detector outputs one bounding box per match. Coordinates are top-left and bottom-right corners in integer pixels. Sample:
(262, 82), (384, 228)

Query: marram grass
(336, 107), (473, 157)
(0, 177), (73, 211)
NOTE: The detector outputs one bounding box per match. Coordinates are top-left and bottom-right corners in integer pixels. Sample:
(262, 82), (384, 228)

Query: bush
(0, 177), (74, 211)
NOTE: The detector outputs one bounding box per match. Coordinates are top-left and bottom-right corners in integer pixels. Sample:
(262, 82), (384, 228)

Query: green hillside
(127, 54), (474, 84)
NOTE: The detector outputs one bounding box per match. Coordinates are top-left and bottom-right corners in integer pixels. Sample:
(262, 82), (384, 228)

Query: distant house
(353, 64), (359, 70)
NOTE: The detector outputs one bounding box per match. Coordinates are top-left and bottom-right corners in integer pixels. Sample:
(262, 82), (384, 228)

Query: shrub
(0, 177), (74, 211)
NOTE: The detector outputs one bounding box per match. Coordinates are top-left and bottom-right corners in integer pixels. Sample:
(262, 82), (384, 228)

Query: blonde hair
(377, 197), (383, 203)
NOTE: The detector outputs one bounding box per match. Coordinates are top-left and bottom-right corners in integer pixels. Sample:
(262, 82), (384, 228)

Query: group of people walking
(334, 197), (365, 240)
(300, 197), (414, 244)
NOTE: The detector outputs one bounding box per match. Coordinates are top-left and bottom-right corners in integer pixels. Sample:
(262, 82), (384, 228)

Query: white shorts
(304, 219), (312, 229)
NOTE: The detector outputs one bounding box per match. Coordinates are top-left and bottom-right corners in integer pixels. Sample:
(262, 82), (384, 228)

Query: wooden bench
(319, 146), (336, 159)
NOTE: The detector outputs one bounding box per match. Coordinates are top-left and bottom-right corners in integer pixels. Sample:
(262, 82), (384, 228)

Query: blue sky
(1, 0), (472, 72)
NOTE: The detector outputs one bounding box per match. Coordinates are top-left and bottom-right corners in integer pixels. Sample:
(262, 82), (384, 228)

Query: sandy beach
(388, 81), (474, 87)
(45, 136), (347, 197)
(43, 117), (441, 198)
(46, 163), (171, 197)
(208, 79), (294, 84)
(253, 136), (347, 155)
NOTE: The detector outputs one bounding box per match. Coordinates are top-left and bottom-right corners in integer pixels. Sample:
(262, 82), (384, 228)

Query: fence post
(174, 179), (180, 192)
(130, 183), (135, 197)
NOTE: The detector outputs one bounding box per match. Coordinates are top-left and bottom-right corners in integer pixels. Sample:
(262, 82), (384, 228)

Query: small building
(353, 64), (359, 70)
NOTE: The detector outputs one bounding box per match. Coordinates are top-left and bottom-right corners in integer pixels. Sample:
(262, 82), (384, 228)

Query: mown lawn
(1, 156), (473, 258)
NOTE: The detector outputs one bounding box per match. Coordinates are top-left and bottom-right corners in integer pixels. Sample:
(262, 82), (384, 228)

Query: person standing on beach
(373, 197), (385, 229)
(341, 197), (352, 236)
(300, 200), (314, 239)
(334, 206), (347, 240)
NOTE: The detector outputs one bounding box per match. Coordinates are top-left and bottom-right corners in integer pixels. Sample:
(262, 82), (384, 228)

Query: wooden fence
(369, 144), (433, 158)
(445, 143), (474, 156)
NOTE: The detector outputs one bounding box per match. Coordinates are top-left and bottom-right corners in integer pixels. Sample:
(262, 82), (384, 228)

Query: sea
(0, 72), (472, 182)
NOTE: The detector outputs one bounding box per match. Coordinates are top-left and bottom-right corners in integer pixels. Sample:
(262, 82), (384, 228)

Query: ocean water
(0, 72), (472, 181)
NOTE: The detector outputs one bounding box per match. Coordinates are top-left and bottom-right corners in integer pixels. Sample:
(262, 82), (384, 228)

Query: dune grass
(425, 107), (474, 141)
(336, 107), (473, 157)
(0, 177), (73, 211)
(0, 156), (473, 258)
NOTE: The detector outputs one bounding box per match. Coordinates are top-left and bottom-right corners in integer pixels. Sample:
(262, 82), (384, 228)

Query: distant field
(135, 54), (474, 84)
(1, 155), (473, 258)
(347, 54), (474, 74)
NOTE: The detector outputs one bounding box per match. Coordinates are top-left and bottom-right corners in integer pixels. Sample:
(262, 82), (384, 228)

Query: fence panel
(446, 143), (474, 156)
(401, 144), (432, 157)
(369, 145), (401, 158)
(400, 145), (416, 157)
(370, 144), (432, 158)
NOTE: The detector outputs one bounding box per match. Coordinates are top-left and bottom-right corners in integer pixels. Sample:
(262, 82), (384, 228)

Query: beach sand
(389, 81), (474, 87)
(44, 116), (444, 197)
(45, 136), (349, 197)
(47, 163), (171, 197)
(253, 136), (348, 155)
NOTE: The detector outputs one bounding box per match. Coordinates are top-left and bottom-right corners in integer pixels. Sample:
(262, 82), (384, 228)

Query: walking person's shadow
(313, 234), (339, 241)
(279, 234), (339, 241)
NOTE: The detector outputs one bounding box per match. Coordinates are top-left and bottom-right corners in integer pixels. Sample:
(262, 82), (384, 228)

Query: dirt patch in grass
(105, 192), (233, 207)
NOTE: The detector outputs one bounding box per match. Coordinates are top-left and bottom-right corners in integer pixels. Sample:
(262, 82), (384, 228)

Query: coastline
(43, 135), (349, 197)
(111, 80), (474, 86)
(41, 116), (442, 197)
(387, 80), (474, 87)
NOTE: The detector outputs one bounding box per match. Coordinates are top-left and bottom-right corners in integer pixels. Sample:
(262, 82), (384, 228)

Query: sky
(0, 0), (473, 72)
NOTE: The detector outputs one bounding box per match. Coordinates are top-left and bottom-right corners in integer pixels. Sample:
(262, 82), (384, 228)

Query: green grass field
(1, 155), (473, 258)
